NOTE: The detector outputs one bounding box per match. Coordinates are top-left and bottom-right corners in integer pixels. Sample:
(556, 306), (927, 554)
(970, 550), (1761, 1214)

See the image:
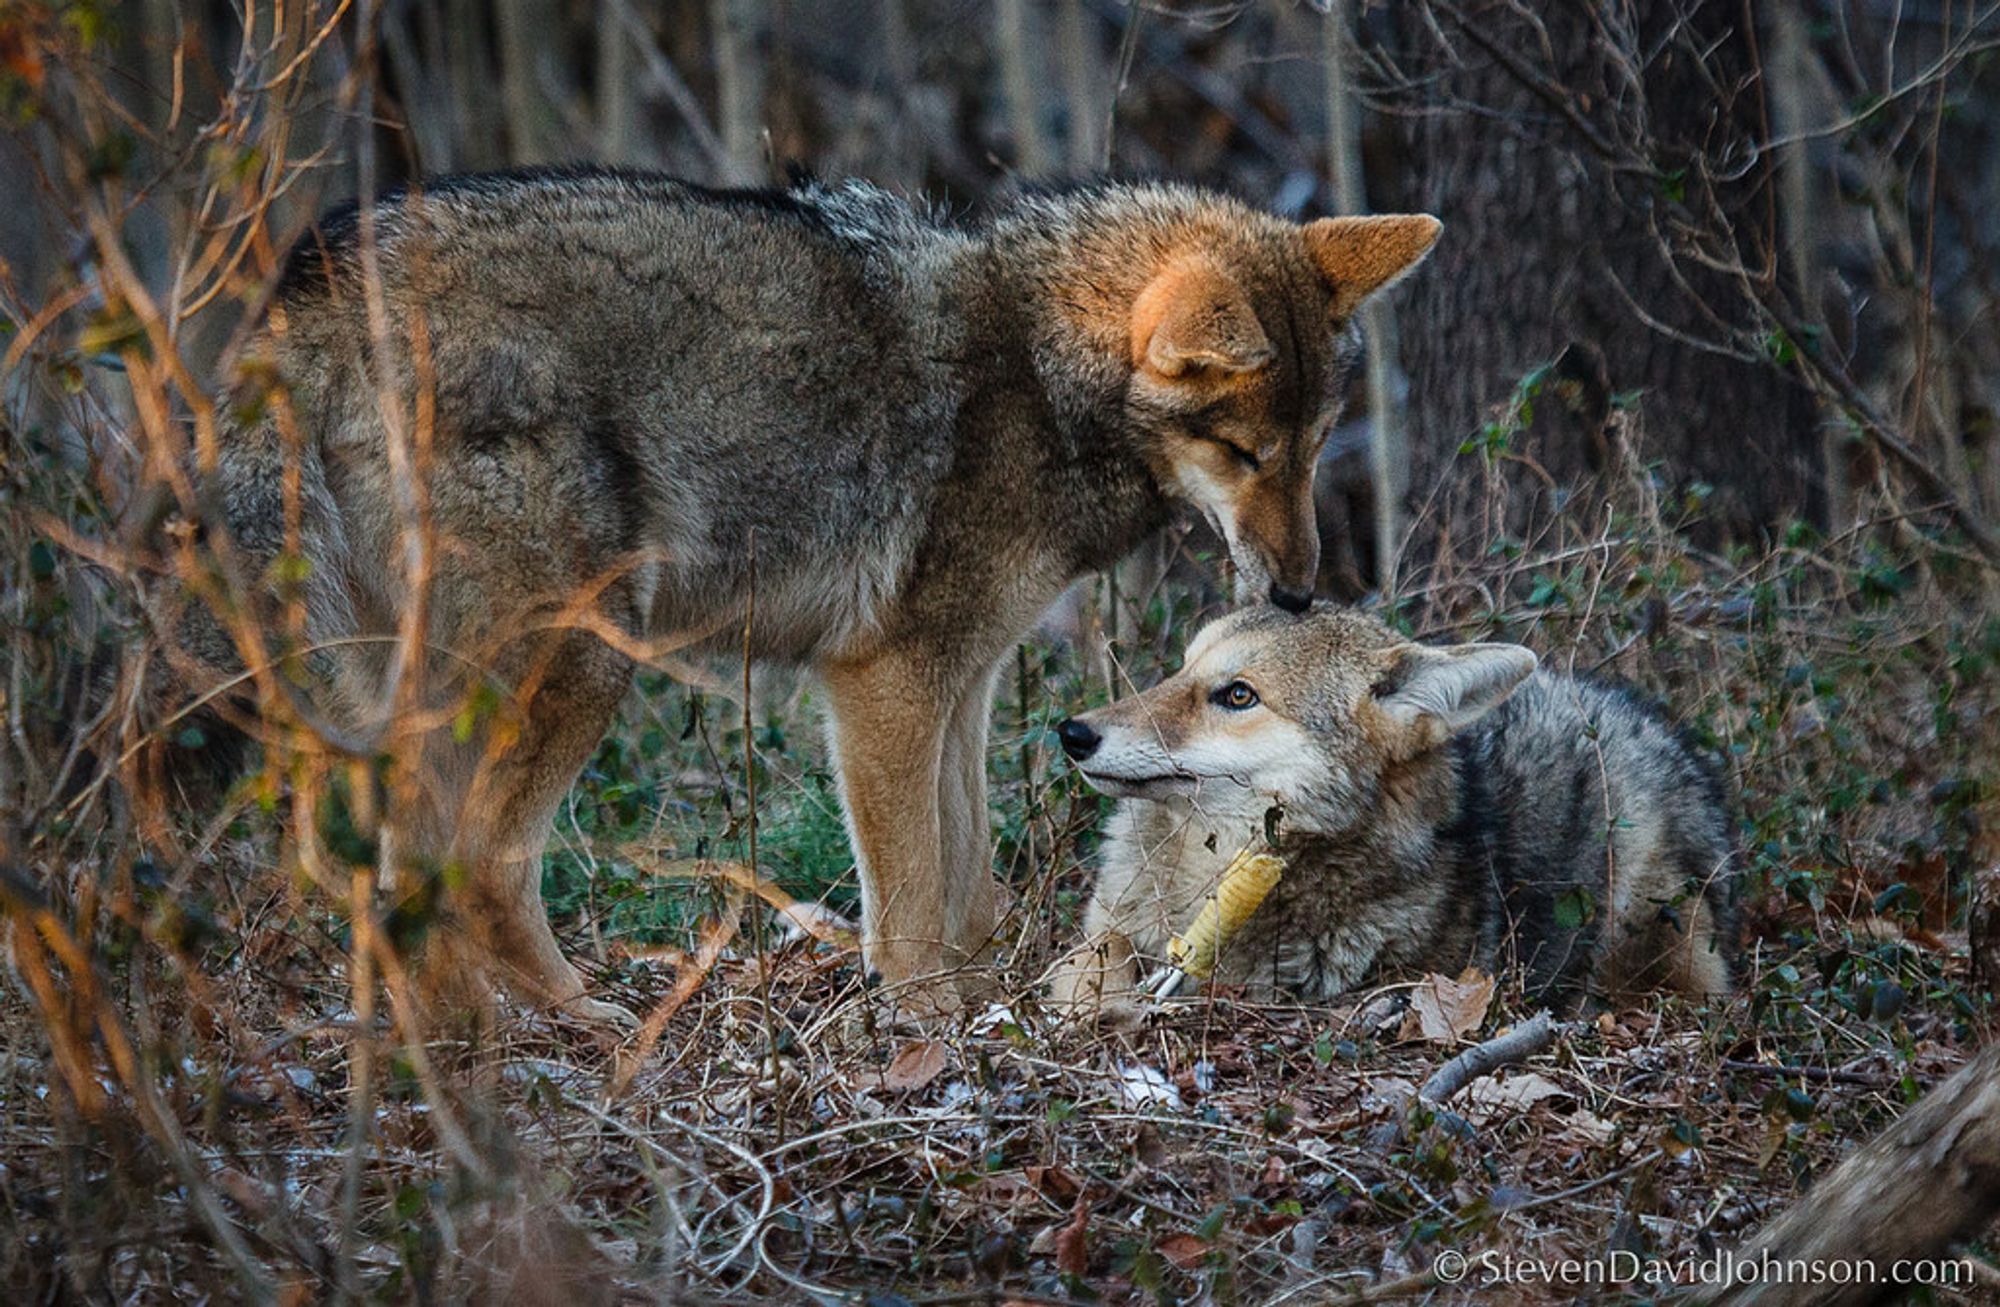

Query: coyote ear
(1302, 214), (1443, 319)
(1373, 642), (1536, 754)
(1131, 260), (1275, 379)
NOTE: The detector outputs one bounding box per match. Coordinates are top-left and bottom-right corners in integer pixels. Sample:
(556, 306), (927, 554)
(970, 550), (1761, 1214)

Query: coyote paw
(877, 981), (966, 1031)
(829, 972), (965, 1046)
(1045, 932), (1146, 1029)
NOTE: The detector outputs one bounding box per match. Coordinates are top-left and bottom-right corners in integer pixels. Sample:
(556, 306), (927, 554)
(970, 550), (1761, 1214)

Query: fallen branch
(1719, 1058), (1895, 1090)
(1419, 1010), (1563, 1104)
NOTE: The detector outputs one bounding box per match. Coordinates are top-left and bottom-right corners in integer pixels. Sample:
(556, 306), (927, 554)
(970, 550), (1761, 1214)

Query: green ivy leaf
(1554, 887), (1597, 930)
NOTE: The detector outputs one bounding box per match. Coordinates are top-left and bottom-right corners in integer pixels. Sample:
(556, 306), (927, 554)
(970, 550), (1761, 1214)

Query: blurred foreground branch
(1703, 1040), (2000, 1306)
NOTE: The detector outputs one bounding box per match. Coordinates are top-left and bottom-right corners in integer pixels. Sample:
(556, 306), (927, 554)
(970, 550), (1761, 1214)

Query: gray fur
(180, 168), (1432, 1017)
(1058, 606), (1738, 1012)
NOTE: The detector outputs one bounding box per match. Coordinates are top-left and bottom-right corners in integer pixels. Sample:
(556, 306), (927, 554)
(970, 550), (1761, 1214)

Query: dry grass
(0, 891), (1980, 1303)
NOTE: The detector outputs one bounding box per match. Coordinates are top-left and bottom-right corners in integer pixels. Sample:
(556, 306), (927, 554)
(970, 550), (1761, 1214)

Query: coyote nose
(1055, 718), (1101, 762)
(1269, 584), (1313, 614)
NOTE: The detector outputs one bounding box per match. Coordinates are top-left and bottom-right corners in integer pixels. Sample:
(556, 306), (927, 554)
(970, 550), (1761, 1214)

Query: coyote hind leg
(422, 629), (638, 1028)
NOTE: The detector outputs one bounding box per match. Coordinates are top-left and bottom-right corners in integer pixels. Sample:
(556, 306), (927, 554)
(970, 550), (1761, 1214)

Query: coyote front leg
(822, 653), (963, 1012)
(938, 661), (1001, 986)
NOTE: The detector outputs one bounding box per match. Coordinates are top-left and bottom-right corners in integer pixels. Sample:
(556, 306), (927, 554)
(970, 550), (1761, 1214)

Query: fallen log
(1700, 1042), (2000, 1306)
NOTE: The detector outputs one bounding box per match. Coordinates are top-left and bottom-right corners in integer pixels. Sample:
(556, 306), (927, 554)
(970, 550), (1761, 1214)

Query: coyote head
(1104, 210), (1440, 609)
(1055, 607), (1535, 834)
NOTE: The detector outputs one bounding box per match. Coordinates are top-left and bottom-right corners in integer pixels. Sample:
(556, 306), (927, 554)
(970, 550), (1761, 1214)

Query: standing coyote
(1050, 606), (1736, 1016)
(193, 168), (1440, 1021)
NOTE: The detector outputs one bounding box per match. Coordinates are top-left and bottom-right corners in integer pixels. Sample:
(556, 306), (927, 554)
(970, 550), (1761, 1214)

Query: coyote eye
(1211, 680), (1260, 710)
(1189, 428), (1261, 471)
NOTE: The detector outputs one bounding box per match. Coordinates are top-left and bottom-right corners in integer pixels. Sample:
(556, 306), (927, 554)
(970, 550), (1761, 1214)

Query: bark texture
(1704, 1042), (2000, 1306)
(1370, 3), (1824, 537)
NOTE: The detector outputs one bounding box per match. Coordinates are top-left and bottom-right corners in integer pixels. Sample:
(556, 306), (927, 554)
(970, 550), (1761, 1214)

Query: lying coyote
(180, 168), (1441, 1020)
(1051, 606), (1737, 1017)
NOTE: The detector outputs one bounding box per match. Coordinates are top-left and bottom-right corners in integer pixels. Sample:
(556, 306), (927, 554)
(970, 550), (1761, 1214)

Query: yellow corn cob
(1166, 849), (1284, 980)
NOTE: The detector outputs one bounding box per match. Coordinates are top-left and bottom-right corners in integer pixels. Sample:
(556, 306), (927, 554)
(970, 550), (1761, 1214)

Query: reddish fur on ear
(1302, 214), (1443, 319)
(1130, 259), (1275, 379)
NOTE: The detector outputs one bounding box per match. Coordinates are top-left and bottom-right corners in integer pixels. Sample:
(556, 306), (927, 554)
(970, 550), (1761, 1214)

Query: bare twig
(1419, 1010), (1564, 1104)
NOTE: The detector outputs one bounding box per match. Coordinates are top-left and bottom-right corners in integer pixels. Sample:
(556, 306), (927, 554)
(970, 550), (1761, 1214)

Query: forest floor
(10, 463), (2000, 1303)
(3, 893), (1985, 1304)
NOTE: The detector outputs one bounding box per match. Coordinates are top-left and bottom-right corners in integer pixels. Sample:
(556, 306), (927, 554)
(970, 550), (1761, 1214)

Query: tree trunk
(711, 0), (769, 180)
(497, 0), (568, 164)
(598, 0), (637, 165)
(1324, 0), (1406, 590)
(995, 0), (1049, 176)
(1703, 1042), (2000, 1306)
(1057, 0), (1102, 174)
(1370, 2), (1825, 538)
